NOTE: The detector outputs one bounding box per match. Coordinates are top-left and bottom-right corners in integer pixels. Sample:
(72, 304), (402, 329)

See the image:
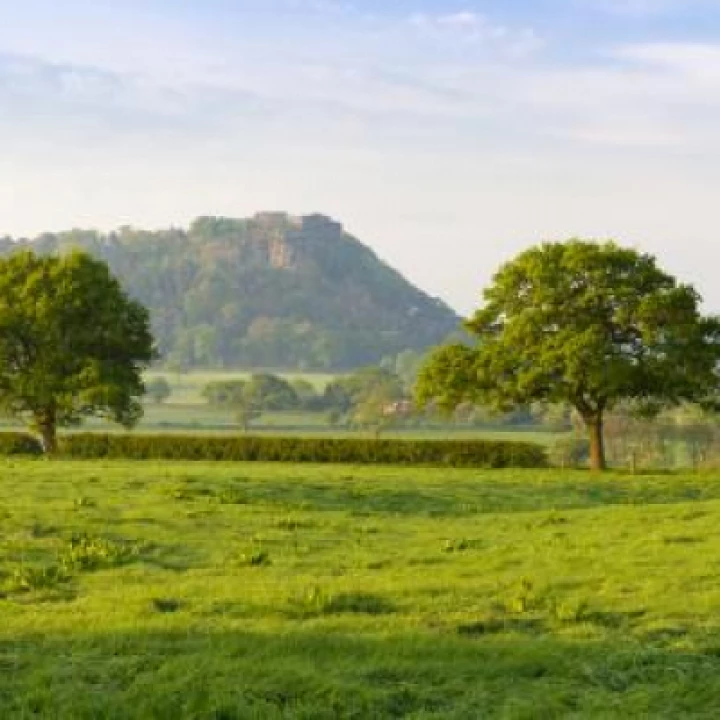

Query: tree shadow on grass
(2, 624), (720, 718)
(168, 474), (720, 518)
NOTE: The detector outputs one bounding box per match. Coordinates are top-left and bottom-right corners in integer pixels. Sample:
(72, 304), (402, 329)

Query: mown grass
(3, 461), (720, 717)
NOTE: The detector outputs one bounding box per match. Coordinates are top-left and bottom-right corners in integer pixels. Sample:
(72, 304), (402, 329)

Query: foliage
(0, 432), (43, 456)
(145, 376), (171, 404)
(0, 213), (460, 370)
(290, 378), (321, 410)
(549, 437), (591, 468)
(58, 433), (548, 467)
(0, 250), (155, 452)
(202, 374), (299, 430)
(380, 348), (426, 392)
(244, 374), (299, 411)
(201, 380), (247, 407)
(322, 367), (407, 430)
(417, 240), (720, 470)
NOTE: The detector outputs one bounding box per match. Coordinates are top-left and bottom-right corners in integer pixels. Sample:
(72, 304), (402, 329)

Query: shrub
(58, 434), (548, 468)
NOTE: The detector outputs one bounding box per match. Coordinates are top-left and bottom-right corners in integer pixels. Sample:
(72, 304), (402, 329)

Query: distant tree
(234, 401), (261, 433)
(202, 374), (299, 429)
(290, 378), (320, 410)
(244, 374), (299, 412)
(321, 381), (353, 414)
(417, 241), (720, 470)
(0, 250), (154, 453)
(347, 385), (396, 437)
(201, 380), (260, 431)
(380, 349), (426, 393)
(202, 380), (247, 407)
(322, 367), (403, 414)
(338, 367), (408, 435)
(145, 377), (171, 404)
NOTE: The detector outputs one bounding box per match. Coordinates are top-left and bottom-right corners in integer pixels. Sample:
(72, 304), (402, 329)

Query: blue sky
(2, 0), (720, 313)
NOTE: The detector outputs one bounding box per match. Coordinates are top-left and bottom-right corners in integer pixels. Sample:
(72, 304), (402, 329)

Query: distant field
(139, 371), (564, 444)
(2, 461), (720, 717)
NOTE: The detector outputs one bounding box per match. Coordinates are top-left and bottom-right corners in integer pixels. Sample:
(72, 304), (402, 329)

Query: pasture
(2, 461), (720, 717)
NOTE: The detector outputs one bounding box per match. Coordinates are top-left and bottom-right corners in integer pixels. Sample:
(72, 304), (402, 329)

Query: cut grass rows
(2, 461), (720, 717)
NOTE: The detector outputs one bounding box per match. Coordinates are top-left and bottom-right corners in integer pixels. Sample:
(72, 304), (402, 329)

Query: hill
(0, 213), (460, 369)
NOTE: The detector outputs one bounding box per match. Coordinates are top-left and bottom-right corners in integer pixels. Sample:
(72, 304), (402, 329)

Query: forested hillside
(0, 213), (460, 369)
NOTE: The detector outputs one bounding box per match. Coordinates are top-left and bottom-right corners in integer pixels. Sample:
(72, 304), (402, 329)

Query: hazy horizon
(2, 0), (720, 314)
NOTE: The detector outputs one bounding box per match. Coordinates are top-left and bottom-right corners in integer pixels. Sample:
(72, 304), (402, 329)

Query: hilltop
(0, 213), (460, 369)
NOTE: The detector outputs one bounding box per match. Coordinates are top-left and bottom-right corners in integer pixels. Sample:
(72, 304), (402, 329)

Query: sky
(2, 0), (720, 315)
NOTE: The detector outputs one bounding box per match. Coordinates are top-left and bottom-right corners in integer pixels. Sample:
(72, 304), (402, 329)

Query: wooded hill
(0, 213), (460, 369)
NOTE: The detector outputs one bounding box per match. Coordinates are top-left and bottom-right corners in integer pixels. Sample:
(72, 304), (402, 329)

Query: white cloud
(614, 42), (720, 82)
(436, 11), (484, 28)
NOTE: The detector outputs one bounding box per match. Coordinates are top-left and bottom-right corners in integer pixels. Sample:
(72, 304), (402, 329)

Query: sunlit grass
(2, 461), (720, 717)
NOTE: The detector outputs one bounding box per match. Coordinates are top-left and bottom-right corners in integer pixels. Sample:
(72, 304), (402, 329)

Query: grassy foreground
(2, 462), (720, 717)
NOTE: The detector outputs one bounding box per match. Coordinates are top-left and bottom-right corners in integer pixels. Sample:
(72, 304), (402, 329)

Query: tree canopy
(0, 250), (155, 451)
(202, 374), (300, 430)
(416, 240), (720, 470)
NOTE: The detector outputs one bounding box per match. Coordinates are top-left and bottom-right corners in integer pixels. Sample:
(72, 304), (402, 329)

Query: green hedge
(0, 432), (43, 456)
(56, 434), (548, 468)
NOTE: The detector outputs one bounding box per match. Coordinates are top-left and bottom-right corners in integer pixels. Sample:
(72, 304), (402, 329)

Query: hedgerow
(0, 432), (43, 456)
(53, 433), (547, 468)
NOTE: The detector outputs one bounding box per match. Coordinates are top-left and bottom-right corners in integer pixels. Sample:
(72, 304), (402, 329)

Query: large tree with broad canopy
(416, 241), (720, 470)
(0, 250), (155, 452)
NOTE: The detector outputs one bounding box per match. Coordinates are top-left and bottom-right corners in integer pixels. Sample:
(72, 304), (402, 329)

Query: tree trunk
(586, 414), (606, 471)
(38, 421), (58, 455)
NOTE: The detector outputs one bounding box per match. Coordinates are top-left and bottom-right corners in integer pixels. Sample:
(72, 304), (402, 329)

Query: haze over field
(2, 0), (720, 312)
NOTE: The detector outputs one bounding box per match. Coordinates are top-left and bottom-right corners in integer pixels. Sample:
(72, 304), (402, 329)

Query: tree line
(0, 240), (718, 470)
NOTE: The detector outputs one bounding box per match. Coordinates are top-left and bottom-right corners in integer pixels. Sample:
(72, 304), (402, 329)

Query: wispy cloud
(591, 0), (720, 15)
(407, 10), (542, 56)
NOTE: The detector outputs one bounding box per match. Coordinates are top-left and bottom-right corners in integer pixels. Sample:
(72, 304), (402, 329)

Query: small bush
(59, 434), (548, 468)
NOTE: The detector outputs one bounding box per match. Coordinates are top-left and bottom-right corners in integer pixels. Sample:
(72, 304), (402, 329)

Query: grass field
(3, 461), (720, 717)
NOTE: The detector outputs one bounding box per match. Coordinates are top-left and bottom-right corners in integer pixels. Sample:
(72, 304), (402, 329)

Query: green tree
(244, 374), (299, 412)
(380, 349), (426, 393)
(145, 377), (171, 404)
(417, 241), (720, 470)
(0, 250), (155, 452)
(233, 400), (261, 433)
(350, 386), (400, 438)
(202, 380), (247, 407)
(290, 378), (320, 410)
(201, 380), (260, 431)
